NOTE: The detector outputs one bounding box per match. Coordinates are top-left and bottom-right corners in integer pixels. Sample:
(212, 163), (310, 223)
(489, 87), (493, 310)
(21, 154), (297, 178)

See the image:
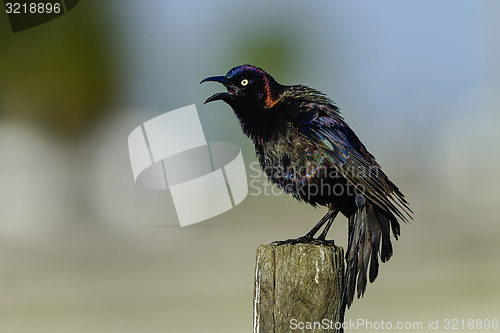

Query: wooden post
(253, 243), (344, 333)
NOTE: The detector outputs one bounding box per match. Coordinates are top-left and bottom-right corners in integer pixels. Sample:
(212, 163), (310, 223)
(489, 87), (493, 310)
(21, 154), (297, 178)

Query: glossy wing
(298, 111), (412, 222)
(296, 108), (412, 308)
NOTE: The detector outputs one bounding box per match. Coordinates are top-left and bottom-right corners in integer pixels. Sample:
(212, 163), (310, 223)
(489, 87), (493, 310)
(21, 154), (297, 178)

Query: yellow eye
(241, 79), (249, 86)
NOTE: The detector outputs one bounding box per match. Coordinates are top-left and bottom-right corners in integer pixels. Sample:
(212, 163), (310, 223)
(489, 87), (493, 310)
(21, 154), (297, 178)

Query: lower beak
(203, 92), (230, 104)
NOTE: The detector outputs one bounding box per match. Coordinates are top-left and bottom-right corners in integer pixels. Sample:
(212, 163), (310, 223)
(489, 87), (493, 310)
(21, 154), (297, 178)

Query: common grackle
(201, 64), (412, 310)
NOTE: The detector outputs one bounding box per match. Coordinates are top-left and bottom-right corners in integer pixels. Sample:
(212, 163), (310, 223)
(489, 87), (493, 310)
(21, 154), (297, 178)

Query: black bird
(201, 64), (412, 310)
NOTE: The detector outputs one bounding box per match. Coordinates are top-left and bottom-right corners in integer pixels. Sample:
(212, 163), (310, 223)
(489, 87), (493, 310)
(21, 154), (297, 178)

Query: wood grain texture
(253, 243), (344, 333)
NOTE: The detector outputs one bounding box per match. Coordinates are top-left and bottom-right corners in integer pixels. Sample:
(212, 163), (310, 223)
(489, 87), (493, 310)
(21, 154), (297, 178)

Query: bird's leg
(273, 210), (335, 245)
(316, 209), (339, 241)
(303, 210), (335, 240)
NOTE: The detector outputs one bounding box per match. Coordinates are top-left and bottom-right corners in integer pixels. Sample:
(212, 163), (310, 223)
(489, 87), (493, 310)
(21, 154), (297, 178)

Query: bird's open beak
(200, 75), (238, 104)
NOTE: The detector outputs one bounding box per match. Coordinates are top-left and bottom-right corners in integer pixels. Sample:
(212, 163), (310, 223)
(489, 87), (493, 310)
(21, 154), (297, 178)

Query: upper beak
(200, 75), (231, 85)
(200, 75), (238, 104)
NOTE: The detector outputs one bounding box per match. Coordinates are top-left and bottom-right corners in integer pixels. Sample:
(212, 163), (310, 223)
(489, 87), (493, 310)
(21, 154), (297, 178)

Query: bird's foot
(272, 236), (335, 247)
(272, 235), (313, 245)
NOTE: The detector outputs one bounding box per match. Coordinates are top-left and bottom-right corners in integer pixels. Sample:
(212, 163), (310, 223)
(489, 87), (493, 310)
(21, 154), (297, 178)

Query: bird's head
(201, 64), (284, 110)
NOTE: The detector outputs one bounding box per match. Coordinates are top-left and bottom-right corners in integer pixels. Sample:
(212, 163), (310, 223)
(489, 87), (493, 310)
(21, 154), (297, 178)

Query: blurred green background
(1, 1), (499, 332)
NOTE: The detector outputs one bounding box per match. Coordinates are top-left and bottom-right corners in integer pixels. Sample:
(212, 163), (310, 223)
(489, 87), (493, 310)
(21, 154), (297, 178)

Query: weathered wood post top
(253, 243), (345, 333)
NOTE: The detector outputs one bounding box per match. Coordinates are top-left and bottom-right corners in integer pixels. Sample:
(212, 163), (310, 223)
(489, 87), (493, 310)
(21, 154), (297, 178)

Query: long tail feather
(343, 200), (401, 310)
